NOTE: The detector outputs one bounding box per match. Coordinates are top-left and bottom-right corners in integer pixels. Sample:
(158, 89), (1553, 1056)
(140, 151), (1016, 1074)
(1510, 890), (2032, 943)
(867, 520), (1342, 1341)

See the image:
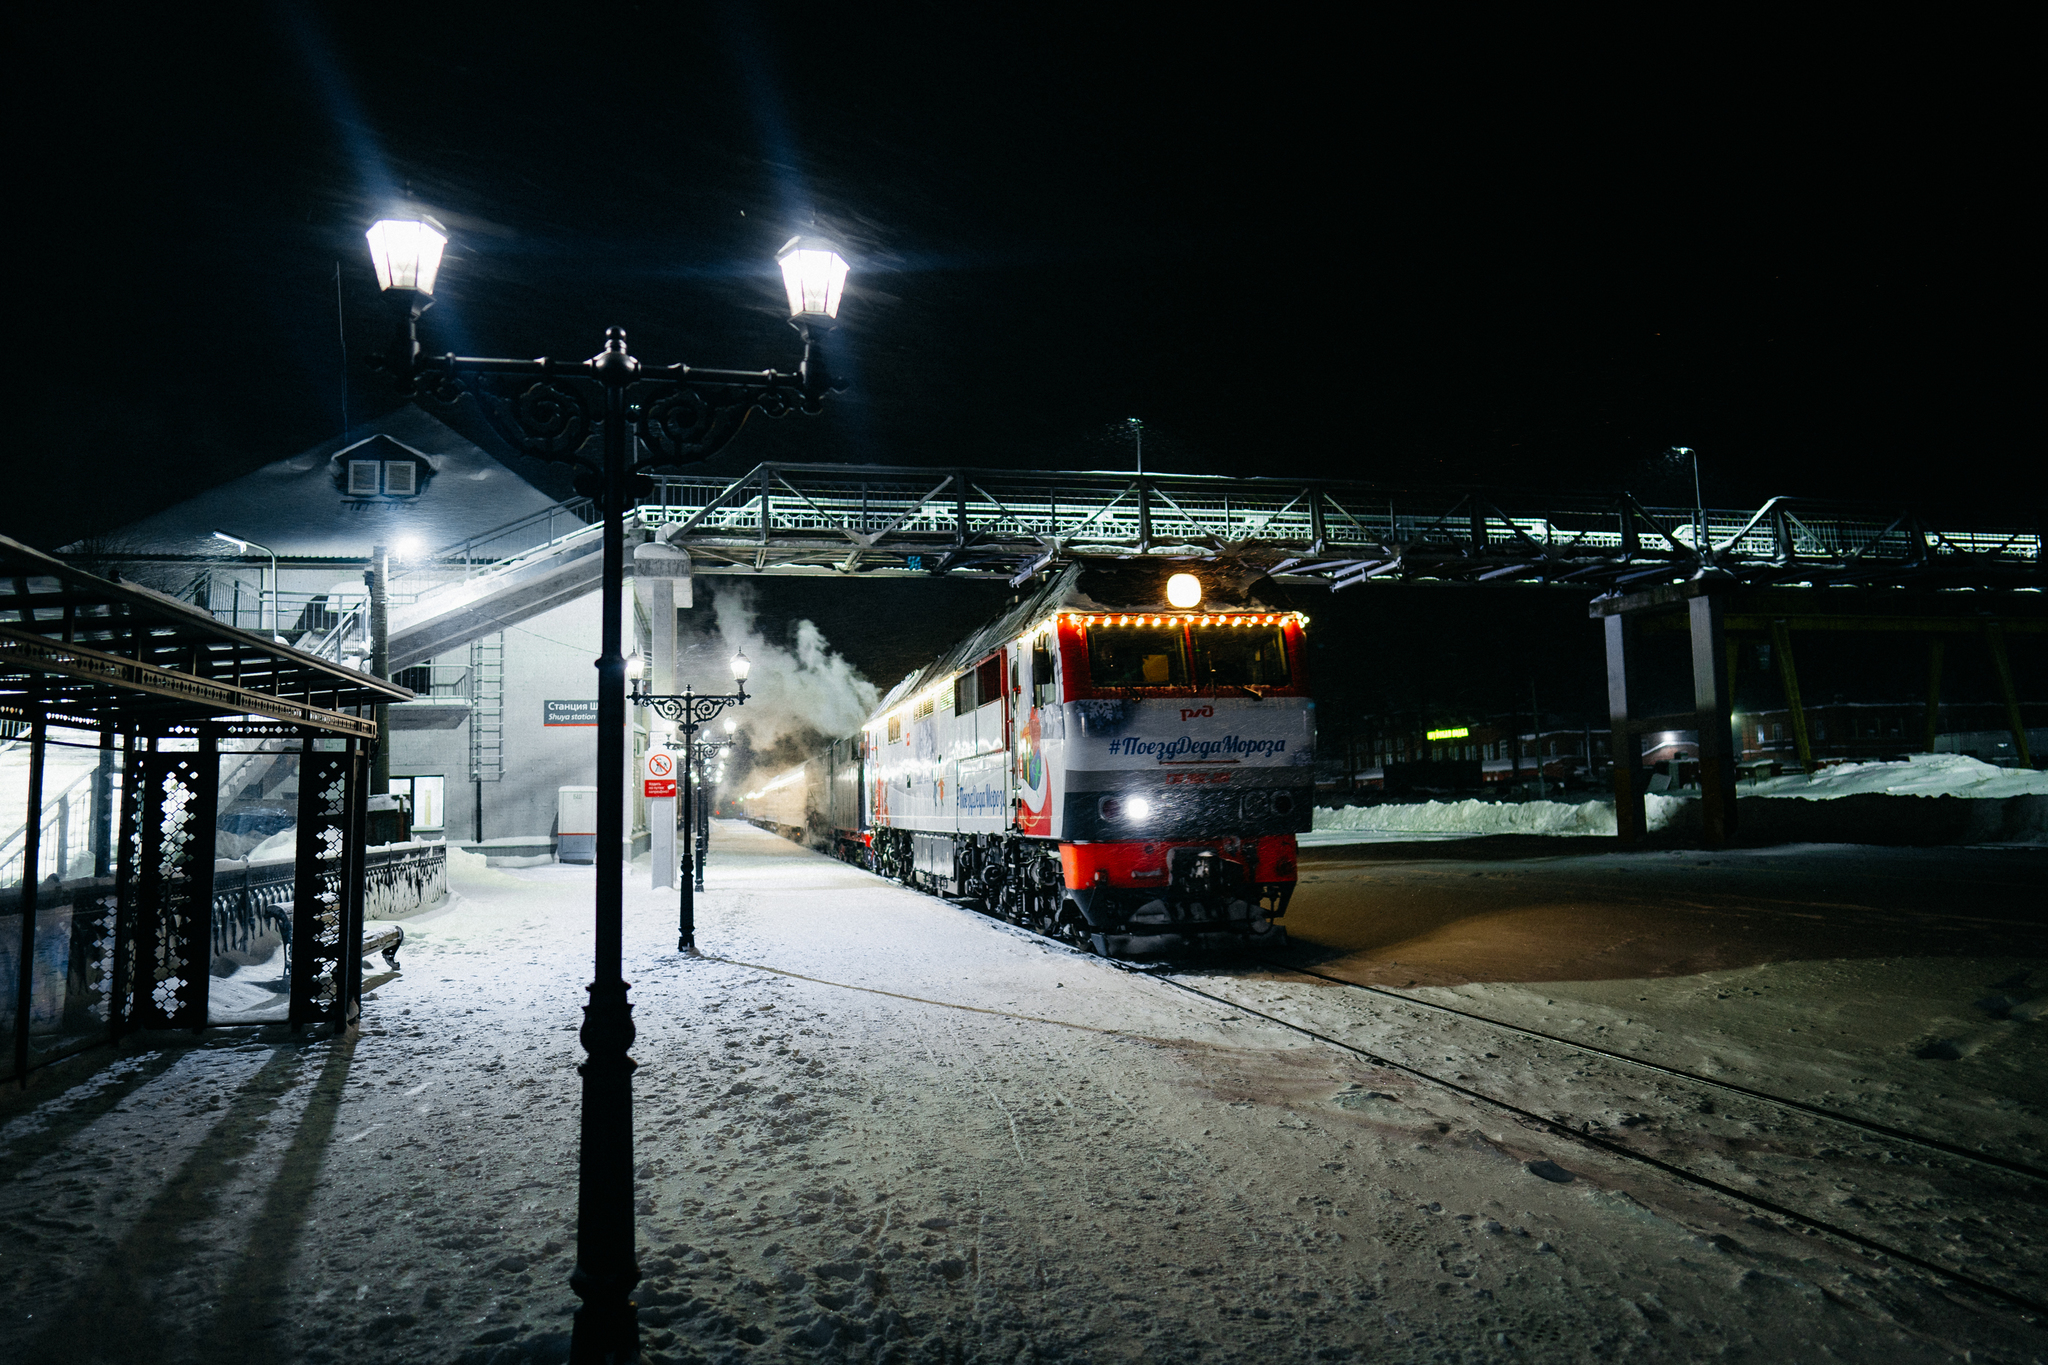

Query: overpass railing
(637, 464), (2041, 591)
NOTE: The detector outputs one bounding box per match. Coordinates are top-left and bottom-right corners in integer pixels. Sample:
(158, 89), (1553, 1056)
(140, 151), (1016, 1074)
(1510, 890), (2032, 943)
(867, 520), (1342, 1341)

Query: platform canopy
(0, 534), (411, 737)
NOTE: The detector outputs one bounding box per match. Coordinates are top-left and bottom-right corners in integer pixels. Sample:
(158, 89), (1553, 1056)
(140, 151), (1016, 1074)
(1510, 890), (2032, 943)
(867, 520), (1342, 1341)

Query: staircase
(386, 501), (605, 670)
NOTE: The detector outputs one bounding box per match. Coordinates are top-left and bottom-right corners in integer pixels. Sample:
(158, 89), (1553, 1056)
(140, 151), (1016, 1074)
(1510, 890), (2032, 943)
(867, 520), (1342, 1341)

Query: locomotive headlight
(1166, 573), (1202, 609)
(1127, 796), (1152, 820)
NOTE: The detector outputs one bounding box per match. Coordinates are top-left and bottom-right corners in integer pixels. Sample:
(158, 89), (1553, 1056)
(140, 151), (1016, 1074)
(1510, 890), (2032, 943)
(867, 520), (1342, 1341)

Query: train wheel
(1054, 904), (1091, 949)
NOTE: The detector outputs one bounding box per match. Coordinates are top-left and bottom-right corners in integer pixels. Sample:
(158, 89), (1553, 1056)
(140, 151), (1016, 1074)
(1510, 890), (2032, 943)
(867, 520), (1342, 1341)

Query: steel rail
(1133, 965), (2048, 1317)
(1245, 958), (2048, 1183)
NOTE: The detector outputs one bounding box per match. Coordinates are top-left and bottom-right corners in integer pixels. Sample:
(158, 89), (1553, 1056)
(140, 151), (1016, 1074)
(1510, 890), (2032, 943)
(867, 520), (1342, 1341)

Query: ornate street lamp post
(684, 734), (738, 891)
(635, 651), (750, 936)
(366, 212), (848, 1365)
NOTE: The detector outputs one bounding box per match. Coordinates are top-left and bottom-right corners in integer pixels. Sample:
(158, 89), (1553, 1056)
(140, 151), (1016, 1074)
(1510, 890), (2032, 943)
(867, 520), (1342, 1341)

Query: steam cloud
(679, 583), (879, 790)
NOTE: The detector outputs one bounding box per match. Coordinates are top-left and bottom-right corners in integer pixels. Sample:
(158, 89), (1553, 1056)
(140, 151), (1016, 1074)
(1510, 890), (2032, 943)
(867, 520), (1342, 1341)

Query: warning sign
(644, 750), (677, 799)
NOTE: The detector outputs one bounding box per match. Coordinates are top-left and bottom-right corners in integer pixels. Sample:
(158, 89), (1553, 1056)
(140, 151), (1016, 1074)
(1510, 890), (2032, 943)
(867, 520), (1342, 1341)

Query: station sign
(545, 700), (599, 727)
(644, 749), (677, 799)
(1425, 726), (1470, 741)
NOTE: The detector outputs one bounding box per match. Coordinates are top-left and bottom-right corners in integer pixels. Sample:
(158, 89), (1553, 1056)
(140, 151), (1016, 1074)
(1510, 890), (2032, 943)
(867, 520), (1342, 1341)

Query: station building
(65, 405), (659, 860)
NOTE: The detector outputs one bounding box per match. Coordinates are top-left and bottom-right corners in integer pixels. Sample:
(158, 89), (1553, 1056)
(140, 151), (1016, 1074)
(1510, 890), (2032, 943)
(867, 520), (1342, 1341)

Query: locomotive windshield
(1086, 625), (1189, 687)
(1191, 624), (1291, 687)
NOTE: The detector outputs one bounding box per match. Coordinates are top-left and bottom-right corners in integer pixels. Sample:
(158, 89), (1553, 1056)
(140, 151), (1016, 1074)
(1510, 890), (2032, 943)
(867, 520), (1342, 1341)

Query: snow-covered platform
(2, 820), (2041, 1364)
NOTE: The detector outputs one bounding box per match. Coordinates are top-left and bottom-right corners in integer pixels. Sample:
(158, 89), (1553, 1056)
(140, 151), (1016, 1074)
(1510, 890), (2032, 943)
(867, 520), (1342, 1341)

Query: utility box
(366, 792), (412, 846)
(557, 786), (598, 864)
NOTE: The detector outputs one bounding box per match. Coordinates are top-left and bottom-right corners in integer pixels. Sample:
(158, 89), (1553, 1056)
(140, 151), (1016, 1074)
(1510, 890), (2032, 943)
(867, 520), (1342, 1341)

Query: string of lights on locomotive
(740, 561), (1314, 955)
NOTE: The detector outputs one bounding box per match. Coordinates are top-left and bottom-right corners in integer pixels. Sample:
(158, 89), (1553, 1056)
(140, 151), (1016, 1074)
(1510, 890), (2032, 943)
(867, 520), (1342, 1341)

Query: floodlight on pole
(212, 529), (278, 636)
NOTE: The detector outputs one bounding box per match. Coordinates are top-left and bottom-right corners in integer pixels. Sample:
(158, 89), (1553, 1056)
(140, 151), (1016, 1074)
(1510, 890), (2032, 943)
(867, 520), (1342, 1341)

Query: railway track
(1247, 958), (2048, 1183)
(862, 853), (2047, 1317)
(1123, 960), (2047, 1317)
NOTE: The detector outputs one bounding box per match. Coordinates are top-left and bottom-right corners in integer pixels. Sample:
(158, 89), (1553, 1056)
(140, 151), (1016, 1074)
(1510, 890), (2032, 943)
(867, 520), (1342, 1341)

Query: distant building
(1320, 695), (2045, 800)
(1320, 716), (1598, 796)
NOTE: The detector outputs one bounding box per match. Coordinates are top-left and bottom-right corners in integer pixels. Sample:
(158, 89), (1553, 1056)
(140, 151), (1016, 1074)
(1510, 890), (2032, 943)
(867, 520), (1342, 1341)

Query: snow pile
(1315, 752), (2045, 844)
(1314, 793), (1692, 839)
(1743, 752), (2047, 801)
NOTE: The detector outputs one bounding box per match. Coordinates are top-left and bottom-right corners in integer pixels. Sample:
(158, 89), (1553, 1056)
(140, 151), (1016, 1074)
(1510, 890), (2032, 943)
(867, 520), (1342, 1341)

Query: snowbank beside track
(1316, 754), (2048, 845)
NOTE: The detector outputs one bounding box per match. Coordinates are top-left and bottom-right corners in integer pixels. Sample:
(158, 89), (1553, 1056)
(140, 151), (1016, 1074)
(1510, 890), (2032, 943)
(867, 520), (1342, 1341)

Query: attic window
(348, 461), (382, 495)
(383, 461), (417, 496)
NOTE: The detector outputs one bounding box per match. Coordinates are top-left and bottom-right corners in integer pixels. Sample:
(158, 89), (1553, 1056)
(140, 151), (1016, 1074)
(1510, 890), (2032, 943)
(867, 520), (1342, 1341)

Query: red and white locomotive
(742, 559), (1313, 952)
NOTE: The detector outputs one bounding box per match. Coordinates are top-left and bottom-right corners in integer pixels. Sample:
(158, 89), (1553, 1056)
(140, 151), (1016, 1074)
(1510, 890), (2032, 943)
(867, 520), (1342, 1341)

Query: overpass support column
(1768, 619), (1814, 773)
(1923, 639), (1945, 754)
(1691, 593), (1738, 846)
(1984, 622), (2033, 769)
(1603, 613), (1646, 842)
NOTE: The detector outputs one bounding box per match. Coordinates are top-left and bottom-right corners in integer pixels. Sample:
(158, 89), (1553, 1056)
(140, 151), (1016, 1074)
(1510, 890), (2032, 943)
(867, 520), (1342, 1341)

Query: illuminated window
(887, 715), (902, 744)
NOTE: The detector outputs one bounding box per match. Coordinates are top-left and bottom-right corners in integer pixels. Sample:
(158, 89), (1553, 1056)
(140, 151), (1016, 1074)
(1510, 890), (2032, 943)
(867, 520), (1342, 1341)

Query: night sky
(22, 6), (2035, 553)
(16, 9), (2037, 726)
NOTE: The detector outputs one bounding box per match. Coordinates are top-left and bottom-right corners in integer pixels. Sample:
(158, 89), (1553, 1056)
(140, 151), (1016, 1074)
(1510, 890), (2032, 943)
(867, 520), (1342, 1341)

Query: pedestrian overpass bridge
(299, 461), (2036, 671)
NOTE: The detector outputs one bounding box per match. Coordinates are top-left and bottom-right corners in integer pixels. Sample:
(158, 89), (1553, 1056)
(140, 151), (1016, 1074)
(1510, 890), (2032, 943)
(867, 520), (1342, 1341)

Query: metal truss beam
(634, 466), (2040, 593)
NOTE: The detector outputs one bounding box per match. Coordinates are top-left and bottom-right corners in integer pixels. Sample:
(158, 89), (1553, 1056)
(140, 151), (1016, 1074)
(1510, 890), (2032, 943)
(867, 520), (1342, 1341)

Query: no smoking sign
(644, 750), (677, 798)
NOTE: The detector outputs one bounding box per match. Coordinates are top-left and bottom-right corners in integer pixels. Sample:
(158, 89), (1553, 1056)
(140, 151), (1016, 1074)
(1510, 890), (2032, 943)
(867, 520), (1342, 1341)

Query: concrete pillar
(1691, 594), (1738, 846)
(1603, 613), (1646, 842)
(634, 542), (692, 887)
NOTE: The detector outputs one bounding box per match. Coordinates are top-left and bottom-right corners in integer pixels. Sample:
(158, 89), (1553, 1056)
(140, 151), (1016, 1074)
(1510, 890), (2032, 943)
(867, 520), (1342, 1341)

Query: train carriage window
(1031, 641), (1054, 706)
(887, 715), (902, 744)
(975, 655), (1002, 706)
(1086, 625), (1189, 688)
(954, 671), (974, 714)
(1190, 624), (1291, 687)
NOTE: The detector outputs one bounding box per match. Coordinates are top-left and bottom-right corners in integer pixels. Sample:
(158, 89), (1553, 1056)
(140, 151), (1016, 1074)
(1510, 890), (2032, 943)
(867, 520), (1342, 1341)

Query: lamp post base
(570, 977), (640, 1365)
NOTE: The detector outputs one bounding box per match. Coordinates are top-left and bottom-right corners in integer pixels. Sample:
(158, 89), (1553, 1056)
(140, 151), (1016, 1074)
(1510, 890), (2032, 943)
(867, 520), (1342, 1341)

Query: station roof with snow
(68, 406), (563, 561)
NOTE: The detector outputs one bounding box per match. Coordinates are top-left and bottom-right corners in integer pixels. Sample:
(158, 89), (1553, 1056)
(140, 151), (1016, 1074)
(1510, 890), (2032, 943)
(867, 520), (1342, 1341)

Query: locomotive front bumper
(1059, 836), (1297, 934)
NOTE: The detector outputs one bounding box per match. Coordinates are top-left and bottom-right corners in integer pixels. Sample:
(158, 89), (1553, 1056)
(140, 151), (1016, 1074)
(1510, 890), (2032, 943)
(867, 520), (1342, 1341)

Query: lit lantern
(776, 235), (850, 322)
(365, 214), (449, 295)
(731, 649), (752, 683)
(1166, 573), (1202, 609)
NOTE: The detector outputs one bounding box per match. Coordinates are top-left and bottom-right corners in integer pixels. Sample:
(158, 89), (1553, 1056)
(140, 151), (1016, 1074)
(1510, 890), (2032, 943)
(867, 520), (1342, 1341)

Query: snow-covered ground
(1312, 754), (2048, 844)
(1, 821), (2042, 1365)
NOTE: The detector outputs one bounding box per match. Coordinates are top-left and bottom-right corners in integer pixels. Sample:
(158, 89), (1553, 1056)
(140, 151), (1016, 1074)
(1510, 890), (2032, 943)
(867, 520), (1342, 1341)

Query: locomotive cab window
(1191, 624), (1291, 688)
(1086, 625), (1188, 688)
(1031, 641), (1055, 706)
